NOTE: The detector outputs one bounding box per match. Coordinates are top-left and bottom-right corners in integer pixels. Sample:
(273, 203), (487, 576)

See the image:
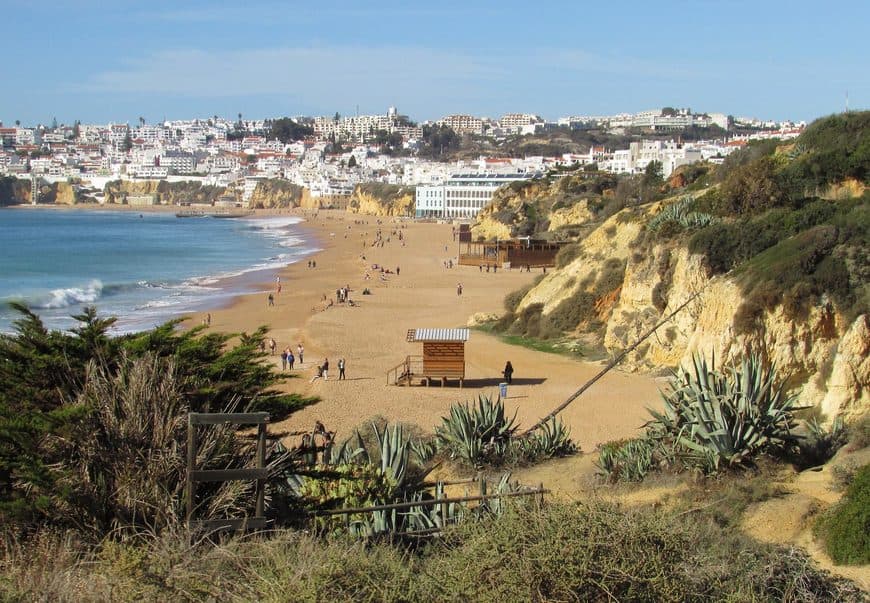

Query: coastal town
(1, 106), (804, 218)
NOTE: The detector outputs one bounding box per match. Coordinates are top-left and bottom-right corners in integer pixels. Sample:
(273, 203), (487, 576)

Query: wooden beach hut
(458, 238), (566, 269)
(387, 328), (469, 387)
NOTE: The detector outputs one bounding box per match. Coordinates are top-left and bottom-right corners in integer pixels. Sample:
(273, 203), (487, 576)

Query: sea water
(0, 208), (318, 334)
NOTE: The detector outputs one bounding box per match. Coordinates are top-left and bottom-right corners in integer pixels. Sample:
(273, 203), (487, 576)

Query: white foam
(38, 279), (104, 309)
(242, 216), (303, 230)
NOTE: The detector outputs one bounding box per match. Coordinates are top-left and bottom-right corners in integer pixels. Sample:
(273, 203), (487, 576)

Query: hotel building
(415, 172), (535, 219)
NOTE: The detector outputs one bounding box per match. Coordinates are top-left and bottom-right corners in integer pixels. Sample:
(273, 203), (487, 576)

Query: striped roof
(406, 328), (469, 343)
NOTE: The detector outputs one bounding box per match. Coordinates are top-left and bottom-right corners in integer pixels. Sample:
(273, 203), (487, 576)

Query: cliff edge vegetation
(484, 112), (870, 422)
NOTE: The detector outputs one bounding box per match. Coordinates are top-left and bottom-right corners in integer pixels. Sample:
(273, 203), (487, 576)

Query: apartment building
(438, 114), (485, 135)
(499, 113), (543, 128)
(415, 172), (534, 219)
(160, 150), (197, 175)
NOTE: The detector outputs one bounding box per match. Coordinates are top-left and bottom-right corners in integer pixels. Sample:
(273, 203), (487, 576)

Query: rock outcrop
(0, 176), (35, 205)
(103, 180), (226, 206)
(514, 203), (869, 421)
(347, 184), (414, 217)
(472, 175), (601, 241)
(0, 177), (95, 205)
(247, 179), (307, 209)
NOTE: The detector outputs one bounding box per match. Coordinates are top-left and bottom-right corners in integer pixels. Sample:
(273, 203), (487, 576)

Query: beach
(200, 209), (662, 451)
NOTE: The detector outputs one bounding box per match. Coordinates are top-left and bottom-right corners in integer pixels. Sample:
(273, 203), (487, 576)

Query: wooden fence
(186, 412), (269, 531)
(311, 475), (547, 536)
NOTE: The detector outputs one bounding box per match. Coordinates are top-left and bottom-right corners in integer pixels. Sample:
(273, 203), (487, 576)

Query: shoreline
(197, 209), (663, 451)
(0, 204), (319, 334)
(7, 203), (663, 450)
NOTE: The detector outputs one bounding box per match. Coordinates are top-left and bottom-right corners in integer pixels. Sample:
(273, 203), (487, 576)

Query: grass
(2, 498), (864, 602)
(814, 463), (870, 565)
(472, 323), (604, 359)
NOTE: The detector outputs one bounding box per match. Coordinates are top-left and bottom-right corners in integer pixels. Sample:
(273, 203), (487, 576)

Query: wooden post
(439, 491), (447, 528)
(538, 482), (545, 507)
(186, 415), (197, 521)
(479, 475), (487, 498)
(255, 422), (267, 518)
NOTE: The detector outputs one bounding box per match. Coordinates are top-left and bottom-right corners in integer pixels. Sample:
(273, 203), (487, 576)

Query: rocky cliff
(0, 176), (34, 205)
(511, 202), (868, 421)
(347, 183), (414, 217)
(0, 177), (95, 205)
(103, 180), (226, 206)
(247, 179), (307, 209)
(472, 175), (602, 241)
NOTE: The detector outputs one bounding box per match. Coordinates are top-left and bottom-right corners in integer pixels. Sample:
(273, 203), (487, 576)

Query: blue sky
(1, 0), (867, 126)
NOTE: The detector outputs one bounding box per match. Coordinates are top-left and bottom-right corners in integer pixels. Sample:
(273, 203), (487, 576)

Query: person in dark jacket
(502, 361), (514, 385)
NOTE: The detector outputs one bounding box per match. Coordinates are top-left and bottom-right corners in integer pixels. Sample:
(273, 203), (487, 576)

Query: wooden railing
(311, 475), (547, 536)
(386, 355), (423, 385)
(186, 412), (269, 531)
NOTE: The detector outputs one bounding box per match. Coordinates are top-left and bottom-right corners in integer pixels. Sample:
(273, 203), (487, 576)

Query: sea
(0, 208), (319, 334)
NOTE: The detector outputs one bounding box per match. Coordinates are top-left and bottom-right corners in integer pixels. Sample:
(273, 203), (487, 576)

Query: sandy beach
(201, 209), (662, 452)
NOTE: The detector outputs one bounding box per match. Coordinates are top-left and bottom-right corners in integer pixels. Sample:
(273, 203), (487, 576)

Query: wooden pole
(522, 291), (701, 436)
(186, 414), (197, 522)
(255, 422), (266, 518)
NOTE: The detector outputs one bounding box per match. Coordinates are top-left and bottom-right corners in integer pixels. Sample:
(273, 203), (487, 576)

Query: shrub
(3, 500), (865, 601)
(647, 353), (805, 472)
(794, 417), (848, 469)
(0, 305), (311, 533)
(814, 463), (870, 565)
(554, 242), (583, 268)
(508, 303), (544, 338)
(503, 284), (532, 313)
(518, 418), (578, 462)
(596, 438), (656, 482)
(435, 395), (519, 468)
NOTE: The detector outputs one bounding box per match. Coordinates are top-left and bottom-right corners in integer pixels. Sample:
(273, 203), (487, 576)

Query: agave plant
(519, 417), (578, 461)
(647, 352), (805, 472)
(435, 395), (519, 467)
(648, 195), (717, 233)
(595, 438), (655, 482)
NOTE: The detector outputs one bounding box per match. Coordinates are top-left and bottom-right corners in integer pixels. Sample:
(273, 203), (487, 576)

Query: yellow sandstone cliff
(514, 204), (868, 421)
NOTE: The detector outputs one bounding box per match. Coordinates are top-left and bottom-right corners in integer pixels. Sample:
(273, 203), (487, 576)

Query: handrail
(311, 486), (548, 516)
(386, 355), (422, 385)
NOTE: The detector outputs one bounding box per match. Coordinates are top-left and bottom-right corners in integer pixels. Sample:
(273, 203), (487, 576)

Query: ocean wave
(36, 279), (105, 309)
(242, 216), (303, 230)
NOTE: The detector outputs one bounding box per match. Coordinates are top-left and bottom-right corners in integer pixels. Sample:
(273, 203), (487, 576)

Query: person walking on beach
(321, 358), (329, 380)
(287, 349), (295, 370)
(298, 343), (304, 364)
(502, 361), (514, 385)
(457, 282), (463, 296)
(268, 293), (274, 306)
(338, 358), (346, 380)
(281, 348), (288, 371)
(268, 337), (276, 355)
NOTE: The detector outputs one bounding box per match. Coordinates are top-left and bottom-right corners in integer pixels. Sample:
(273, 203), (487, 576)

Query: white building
(438, 114), (485, 135)
(416, 172), (534, 219)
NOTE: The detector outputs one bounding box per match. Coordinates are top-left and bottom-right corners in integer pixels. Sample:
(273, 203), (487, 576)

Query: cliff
(507, 200), (868, 421)
(0, 176), (34, 205)
(247, 179), (307, 209)
(103, 180), (225, 206)
(491, 112), (870, 421)
(471, 174), (603, 241)
(347, 183), (414, 217)
(0, 177), (96, 206)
